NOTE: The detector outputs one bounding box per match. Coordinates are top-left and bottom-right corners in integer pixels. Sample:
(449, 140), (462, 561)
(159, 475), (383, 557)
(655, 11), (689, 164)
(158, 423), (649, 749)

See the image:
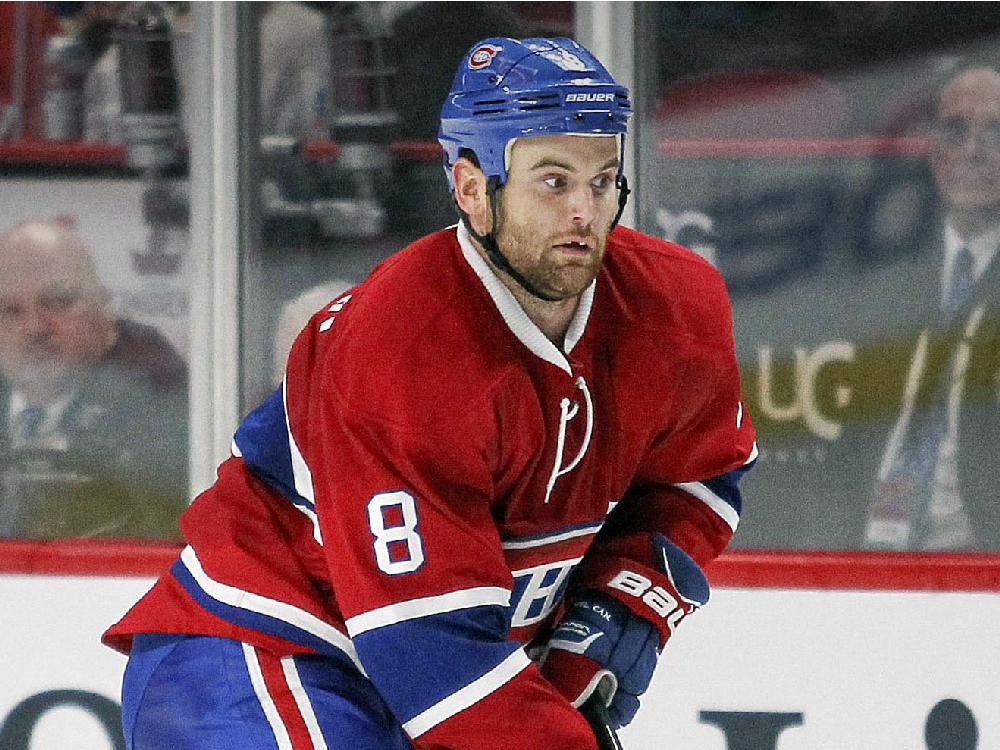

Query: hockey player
(104, 37), (758, 749)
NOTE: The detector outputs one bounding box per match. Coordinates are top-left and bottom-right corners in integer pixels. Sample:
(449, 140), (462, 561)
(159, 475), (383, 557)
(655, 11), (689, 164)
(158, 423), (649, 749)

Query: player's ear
(452, 158), (491, 235)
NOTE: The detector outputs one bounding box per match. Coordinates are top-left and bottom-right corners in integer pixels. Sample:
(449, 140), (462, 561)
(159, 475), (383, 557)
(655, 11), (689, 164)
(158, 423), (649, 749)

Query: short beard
(492, 194), (606, 301)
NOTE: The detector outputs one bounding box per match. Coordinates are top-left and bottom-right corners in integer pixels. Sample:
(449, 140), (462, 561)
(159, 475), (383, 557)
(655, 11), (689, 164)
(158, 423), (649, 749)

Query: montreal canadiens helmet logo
(469, 44), (503, 69)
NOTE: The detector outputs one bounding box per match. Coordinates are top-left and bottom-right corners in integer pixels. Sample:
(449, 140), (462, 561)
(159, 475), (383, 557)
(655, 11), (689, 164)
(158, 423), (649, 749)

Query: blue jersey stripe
(702, 459), (755, 516)
(674, 456), (756, 532)
(352, 605), (520, 725)
(233, 386), (315, 512)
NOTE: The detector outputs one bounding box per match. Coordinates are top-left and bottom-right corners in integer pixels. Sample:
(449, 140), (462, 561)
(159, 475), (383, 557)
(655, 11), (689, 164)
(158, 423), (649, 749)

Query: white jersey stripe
(673, 481), (740, 532)
(294, 504), (324, 547)
(501, 523), (602, 550)
(281, 656), (328, 750)
(180, 547), (362, 671)
(402, 648), (532, 738)
(242, 643), (294, 750)
(346, 586), (511, 637)
(282, 378), (318, 508)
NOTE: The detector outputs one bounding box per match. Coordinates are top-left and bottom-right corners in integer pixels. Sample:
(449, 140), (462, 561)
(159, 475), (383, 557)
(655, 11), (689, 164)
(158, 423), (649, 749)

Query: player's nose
(565, 182), (598, 227)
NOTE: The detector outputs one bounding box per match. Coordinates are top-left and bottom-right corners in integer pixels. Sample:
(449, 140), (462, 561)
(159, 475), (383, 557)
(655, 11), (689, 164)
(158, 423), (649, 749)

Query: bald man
(929, 67), (1000, 236)
(863, 66), (1000, 551)
(0, 221), (119, 405)
(0, 220), (188, 539)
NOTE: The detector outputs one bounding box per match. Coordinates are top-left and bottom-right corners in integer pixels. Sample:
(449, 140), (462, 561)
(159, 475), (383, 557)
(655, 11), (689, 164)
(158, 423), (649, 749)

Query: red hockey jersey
(105, 223), (757, 749)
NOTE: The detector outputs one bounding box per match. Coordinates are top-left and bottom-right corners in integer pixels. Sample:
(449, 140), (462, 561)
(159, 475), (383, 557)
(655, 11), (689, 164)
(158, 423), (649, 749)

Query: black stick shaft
(580, 694), (624, 750)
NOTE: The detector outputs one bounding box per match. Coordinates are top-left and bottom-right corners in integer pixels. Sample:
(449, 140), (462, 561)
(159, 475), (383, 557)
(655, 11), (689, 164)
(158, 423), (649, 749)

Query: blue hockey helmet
(438, 37), (632, 191)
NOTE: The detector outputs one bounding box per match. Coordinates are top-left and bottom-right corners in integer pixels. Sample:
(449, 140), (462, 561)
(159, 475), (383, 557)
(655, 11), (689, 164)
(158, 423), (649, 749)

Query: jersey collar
(456, 223), (594, 375)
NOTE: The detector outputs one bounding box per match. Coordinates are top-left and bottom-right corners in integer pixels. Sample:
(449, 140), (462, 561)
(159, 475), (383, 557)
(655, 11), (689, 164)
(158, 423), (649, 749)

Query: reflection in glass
(244, 2), (574, 406)
(636, 3), (1000, 551)
(0, 218), (188, 539)
(0, 1), (191, 539)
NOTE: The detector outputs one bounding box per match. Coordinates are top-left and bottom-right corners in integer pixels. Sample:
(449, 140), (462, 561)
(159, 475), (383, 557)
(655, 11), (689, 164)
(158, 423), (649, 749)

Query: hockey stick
(581, 693), (624, 750)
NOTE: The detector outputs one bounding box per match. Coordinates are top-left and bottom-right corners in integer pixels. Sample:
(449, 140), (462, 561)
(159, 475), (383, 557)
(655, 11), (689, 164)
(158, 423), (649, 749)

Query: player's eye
(591, 174), (614, 192)
(543, 175), (567, 189)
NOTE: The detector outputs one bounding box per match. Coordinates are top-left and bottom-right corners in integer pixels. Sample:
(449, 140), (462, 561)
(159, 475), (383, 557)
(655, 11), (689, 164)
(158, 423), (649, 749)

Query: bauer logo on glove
(606, 535), (710, 635)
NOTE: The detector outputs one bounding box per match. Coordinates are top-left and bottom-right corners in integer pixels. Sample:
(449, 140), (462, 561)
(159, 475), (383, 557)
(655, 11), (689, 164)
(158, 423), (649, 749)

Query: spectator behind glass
(388, 2), (525, 139)
(82, 1), (331, 142)
(863, 65), (1000, 550)
(260, 1), (332, 139)
(0, 2), (59, 140)
(80, 1), (129, 143)
(0, 218), (188, 539)
(83, 1), (188, 145)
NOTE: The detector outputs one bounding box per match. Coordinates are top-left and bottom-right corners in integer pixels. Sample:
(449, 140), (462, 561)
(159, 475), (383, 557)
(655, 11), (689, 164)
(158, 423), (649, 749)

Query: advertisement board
(3, 569), (997, 749)
(0, 574), (151, 749)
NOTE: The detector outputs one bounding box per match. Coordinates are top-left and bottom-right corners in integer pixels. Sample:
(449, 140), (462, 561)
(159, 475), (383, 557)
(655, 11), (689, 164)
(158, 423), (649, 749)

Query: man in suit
(0, 219), (188, 538)
(864, 65), (1000, 550)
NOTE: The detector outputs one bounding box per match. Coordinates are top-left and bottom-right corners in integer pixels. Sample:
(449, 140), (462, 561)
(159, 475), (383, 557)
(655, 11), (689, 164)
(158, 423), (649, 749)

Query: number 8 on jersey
(367, 491), (426, 574)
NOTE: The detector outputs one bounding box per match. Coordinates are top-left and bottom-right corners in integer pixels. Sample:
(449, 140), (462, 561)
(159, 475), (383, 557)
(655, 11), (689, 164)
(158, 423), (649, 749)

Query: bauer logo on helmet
(469, 44), (503, 69)
(565, 93), (617, 103)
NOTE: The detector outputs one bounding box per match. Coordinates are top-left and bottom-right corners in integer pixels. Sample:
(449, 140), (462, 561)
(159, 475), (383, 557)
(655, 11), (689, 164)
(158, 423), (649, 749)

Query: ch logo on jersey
(510, 557), (582, 628)
(469, 44), (502, 69)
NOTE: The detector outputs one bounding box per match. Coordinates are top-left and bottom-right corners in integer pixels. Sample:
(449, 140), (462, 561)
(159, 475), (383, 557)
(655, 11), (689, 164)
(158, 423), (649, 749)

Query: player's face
(0, 241), (112, 395)
(495, 134), (620, 300)
(929, 68), (1000, 212)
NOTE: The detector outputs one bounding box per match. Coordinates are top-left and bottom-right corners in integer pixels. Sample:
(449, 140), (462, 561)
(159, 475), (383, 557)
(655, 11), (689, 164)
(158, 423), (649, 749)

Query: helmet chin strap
(466, 177), (562, 303)
(610, 173), (630, 230)
(460, 174), (631, 304)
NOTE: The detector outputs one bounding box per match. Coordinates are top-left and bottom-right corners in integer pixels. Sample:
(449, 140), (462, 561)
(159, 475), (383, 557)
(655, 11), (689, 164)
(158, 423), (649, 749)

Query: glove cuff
(541, 648), (618, 708)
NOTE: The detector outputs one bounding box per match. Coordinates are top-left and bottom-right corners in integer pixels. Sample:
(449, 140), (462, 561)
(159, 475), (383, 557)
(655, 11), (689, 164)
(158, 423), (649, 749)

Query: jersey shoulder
(287, 228), (511, 430)
(602, 225), (734, 346)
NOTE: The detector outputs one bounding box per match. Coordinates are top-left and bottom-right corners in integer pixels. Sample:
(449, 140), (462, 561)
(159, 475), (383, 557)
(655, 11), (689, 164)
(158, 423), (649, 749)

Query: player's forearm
(578, 484), (733, 579)
(412, 664), (599, 750)
(344, 596), (598, 749)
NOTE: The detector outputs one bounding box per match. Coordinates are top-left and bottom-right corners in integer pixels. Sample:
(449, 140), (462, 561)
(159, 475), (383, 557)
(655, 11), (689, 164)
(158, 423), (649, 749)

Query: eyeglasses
(0, 287), (86, 323)
(930, 116), (1000, 150)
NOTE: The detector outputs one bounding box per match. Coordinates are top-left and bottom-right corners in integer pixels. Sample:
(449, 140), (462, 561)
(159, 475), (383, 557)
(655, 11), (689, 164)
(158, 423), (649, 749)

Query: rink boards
(2, 572), (997, 749)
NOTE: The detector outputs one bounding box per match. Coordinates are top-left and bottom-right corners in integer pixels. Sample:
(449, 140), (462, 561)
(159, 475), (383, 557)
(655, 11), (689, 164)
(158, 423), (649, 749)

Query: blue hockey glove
(540, 593), (656, 728)
(541, 534), (710, 728)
